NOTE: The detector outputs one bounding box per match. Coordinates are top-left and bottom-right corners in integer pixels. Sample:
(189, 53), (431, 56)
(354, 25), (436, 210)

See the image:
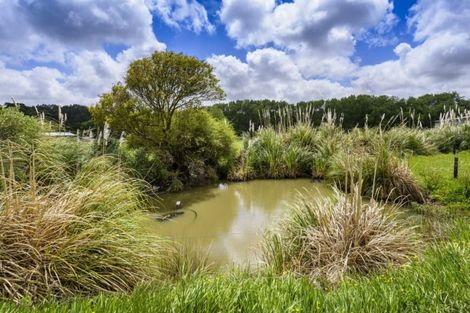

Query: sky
(0, 0), (469, 105)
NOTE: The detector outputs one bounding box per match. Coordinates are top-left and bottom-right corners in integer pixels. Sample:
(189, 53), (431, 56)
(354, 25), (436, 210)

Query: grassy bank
(410, 151), (470, 210)
(1, 106), (469, 312)
(1, 153), (468, 312)
(2, 219), (468, 313)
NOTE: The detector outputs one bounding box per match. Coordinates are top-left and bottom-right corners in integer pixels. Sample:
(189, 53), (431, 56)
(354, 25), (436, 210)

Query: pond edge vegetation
(0, 51), (469, 311)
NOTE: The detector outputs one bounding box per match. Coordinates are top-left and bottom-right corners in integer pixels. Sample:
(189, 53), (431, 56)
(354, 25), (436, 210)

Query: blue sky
(147, 0), (416, 65)
(0, 0), (469, 105)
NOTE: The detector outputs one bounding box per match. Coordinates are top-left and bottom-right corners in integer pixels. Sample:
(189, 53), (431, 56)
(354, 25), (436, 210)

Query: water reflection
(148, 179), (329, 265)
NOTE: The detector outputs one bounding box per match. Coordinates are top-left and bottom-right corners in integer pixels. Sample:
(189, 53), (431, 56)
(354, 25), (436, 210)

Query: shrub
(119, 144), (172, 188)
(262, 185), (420, 283)
(249, 128), (286, 178)
(384, 126), (436, 155)
(311, 126), (346, 179)
(237, 127), (314, 179)
(427, 124), (470, 152)
(0, 150), (166, 302)
(227, 135), (255, 181)
(0, 107), (41, 144)
(167, 109), (240, 184)
(284, 123), (316, 148)
(35, 138), (94, 183)
(328, 134), (425, 203)
(121, 109), (240, 190)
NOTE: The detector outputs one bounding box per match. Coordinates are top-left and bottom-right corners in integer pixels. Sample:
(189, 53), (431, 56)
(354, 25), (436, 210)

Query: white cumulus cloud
(208, 49), (353, 102)
(146, 0), (215, 33)
(354, 0), (470, 97)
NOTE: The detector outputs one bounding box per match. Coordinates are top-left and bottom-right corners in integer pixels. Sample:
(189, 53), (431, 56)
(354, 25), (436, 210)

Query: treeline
(212, 92), (470, 133)
(3, 102), (92, 131)
(4, 92), (470, 134)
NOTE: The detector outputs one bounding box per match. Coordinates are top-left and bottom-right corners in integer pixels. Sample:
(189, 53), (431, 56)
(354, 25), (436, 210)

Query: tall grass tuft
(0, 144), (166, 303)
(328, 129), (426, 203)
(262, 184), (420, 283)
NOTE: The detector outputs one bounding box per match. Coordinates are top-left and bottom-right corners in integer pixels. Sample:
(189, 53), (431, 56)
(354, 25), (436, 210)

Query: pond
(147, 179), (330, 266)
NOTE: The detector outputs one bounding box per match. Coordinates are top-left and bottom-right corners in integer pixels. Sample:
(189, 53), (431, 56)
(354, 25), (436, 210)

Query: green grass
(410, 151), (470, 210)
(1, 221), (468, 312)
(1, 124), (469, 312)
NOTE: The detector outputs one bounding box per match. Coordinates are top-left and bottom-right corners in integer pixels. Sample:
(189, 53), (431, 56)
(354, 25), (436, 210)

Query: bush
(35, 138), (94, 183)
(0, 150), (166, 302)
(167, 109), (240, 184)
(231, 126), (314, 180)
(427, 124), (470, 152)
(328, 131), (425, 203)
(249, 128), (286, 178)
(311, 125), (346, 178)
(383, 126), (436, 155)
(263, 185), (420, 283)
(0, 107), (41, 144)
(120, 109), (240, 190)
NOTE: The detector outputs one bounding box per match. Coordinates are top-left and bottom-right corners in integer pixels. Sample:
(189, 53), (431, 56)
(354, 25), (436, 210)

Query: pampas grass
(262, 184), (420, 283)
(0, 143), (167, 303)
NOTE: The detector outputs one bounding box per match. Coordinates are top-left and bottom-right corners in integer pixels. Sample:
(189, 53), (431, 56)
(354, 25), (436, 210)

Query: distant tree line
(211, 92), (470, 134)
(4, 92), (470, 134)
(3, 102), (93, 131)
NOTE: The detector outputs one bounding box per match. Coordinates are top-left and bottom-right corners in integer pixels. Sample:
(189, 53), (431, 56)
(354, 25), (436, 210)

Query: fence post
(453, 144), (459, 179)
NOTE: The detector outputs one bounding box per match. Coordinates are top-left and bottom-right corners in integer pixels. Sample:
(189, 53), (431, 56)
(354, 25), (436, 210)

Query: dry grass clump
(262, 184), (420, 283)
(0, 145), (165, 303)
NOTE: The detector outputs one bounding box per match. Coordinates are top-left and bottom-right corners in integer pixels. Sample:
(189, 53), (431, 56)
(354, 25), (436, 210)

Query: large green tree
(125, 51), (225, 133)
(91, 51), (237, 189)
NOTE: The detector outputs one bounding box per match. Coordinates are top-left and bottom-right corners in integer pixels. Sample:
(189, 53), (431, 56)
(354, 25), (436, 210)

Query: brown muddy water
(147, 179), (330, 266)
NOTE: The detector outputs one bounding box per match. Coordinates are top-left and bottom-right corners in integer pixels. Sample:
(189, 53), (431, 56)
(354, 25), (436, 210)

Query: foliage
(35, 138), (94, 183)
(411, 151), (470, 210)
(214, 92), (469, 134)
(327, 138), (425, 203)
(114, 109), (240, 190)
(234, 124), (425, 202)
(384, 126), (437, 155)
(426, 124), (470, 153)
(0, 148), (167, 303)
(262, 185), (420, 283)
(0, 107), (41, 144)
(125, 51), (225, 133)
(3, 221), (468, 312)
(231, 126), (314, 180)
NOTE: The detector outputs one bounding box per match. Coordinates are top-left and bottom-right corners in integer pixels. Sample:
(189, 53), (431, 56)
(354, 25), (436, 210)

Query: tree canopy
(91, 51), (236, 190)
(125, 51), (225, 132)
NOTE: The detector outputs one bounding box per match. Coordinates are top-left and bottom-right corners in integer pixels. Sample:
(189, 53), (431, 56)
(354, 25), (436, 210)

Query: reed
(262, 183), (420, 283)
(0, 144), (166, 302)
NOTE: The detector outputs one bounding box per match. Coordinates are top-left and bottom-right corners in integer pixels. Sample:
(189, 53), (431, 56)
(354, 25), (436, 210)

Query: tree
(125, 51), (225, 133)
(0, 107), (41, 144)
(91, 52), (237, 190)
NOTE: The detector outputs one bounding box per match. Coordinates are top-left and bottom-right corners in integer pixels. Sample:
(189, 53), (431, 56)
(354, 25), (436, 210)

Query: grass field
(0, 153), (468, 313)
(410, 151), (470, 210)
